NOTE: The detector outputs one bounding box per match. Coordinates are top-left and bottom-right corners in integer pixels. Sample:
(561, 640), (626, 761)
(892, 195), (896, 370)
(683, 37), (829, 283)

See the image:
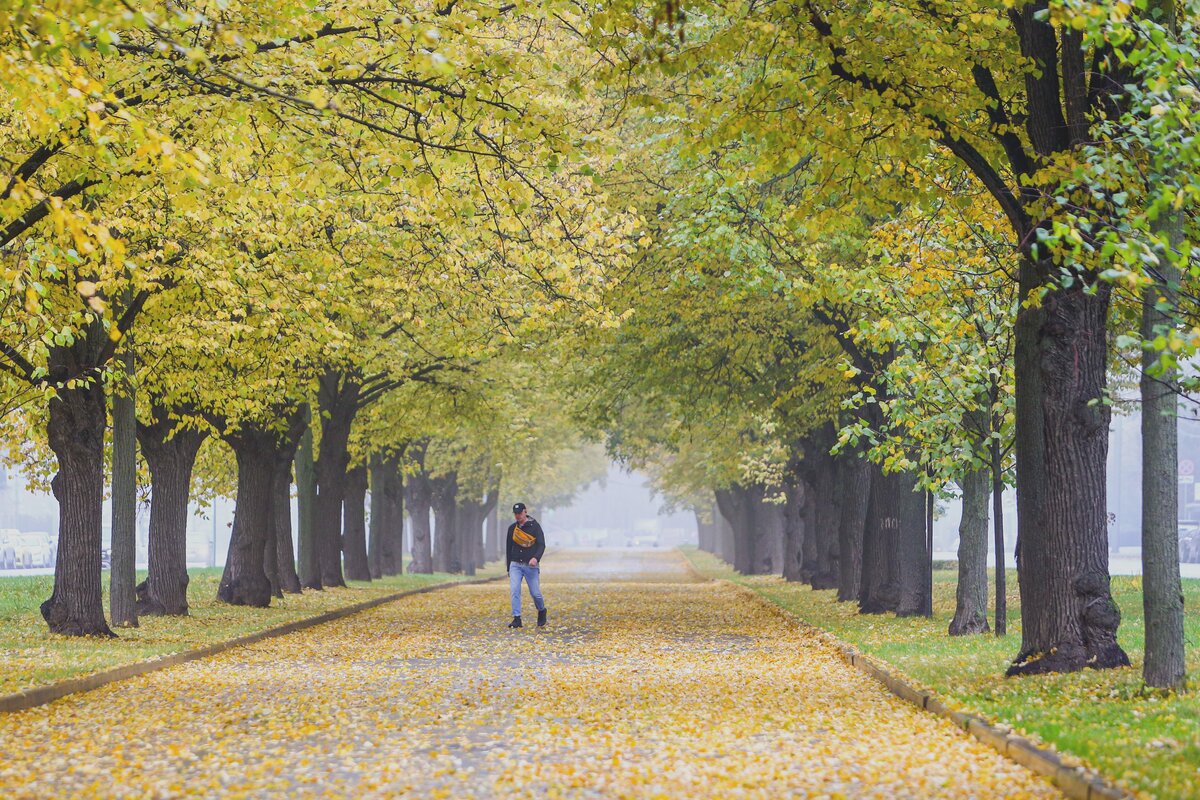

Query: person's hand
(529, 557), (538, 567)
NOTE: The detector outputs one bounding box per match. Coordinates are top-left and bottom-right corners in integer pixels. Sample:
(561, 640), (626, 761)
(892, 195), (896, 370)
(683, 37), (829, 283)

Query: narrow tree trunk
(837, 456), (872, 603)
(950, 468), (990, 635)
(314, 369), (359, 589)
(1141, 212), (1187, 689)
(696, 508), (716, 554)
(137, 408), (207, 616)
(219, 426), (276, 607)
(486, 498), (501, 561)
(271, 457), (302, 594)
(1009, 267), (1129, 675)
(383, 458), (404, 575)
(406, 470), (434, 574)
(860, 468), (926, 615)
(296, 419), (320, 590)
(342, 465), (370, 581)
(991, 435), (1008, 636)
(456, 498), (478, 577)
(432, 472), (459, 573)
(109, 346), (138, 628)
(42, 352), (114, 637)
(368, 454), (386, 579)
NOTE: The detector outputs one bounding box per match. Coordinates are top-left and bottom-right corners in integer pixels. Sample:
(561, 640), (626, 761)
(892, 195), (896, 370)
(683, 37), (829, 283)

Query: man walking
(506, 502), (547, 628)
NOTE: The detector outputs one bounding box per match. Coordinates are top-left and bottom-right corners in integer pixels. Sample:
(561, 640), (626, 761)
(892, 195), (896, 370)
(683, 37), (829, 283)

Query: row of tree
(1, 3), (626, 636)
(562, 0), (1196, 691)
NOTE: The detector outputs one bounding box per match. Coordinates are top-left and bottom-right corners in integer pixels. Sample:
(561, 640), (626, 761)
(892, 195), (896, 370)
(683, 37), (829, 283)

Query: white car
(15, 531), (54, 568)
(0, 529), (18, 569)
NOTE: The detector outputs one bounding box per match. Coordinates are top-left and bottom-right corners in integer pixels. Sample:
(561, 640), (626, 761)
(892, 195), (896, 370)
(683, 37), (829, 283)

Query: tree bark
(342, 464), (370, 581)
(486, 495), (502, 562)
(382, 457), (405, 575)
(270, 456), (302, 594)
(859, 468), (927, 616)
(109, 346), (138, 628)
(781, 478), (806, 582)
(219, 425), (276, 607)
(406, 469), (434, 574)
(41, 347), (114, 637)
(137, 406), (207, 616)
(314, 368), (359, 589)
(1009, 267), (1129, 674)
(836, 455), (872, 603)
(266, 407), (307, 596)
(991, 434), (1008, 636)
(714, 486), (752, 573)
(368, 454), (386, 579)
(295, 418), (320, 590)
(949, 468), (990, 635)
(1140, 210), (1187, 689)
(431, 472), (459, 573)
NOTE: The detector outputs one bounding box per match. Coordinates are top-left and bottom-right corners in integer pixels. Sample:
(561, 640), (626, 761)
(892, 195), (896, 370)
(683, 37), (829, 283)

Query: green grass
(0, 563), (501, 695)
(681, 547), (1200, 800)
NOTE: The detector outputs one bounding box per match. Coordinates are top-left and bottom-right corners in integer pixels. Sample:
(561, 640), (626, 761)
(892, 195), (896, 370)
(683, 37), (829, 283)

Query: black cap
(512, 502), (527, 514)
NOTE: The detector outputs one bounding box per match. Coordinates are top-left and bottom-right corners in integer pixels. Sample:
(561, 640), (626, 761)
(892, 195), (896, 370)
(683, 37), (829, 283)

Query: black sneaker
(508, 616), (522, 628)
(537, 608), (547, 627)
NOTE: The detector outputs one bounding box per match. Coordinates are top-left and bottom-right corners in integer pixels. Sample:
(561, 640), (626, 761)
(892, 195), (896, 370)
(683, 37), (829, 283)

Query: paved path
(0, 550), (1057, 798)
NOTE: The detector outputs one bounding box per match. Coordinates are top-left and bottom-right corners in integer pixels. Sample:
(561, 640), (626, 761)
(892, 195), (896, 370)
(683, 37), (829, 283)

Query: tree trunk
(343, 464), (370, 581)
(270, 456), (302, 594)
(296, 418), (320, 590)
(41, 352), (114, 637)
(949, 468), (990, 635)
(991, 434), (1008, 636)
(267, 407), (306, 596)
(486, 497), (501, 562)
(1141, 212), (1187, 689)
(754, 486), (785, 575)
(1009, 267), (1129, 675)
(219, 426), (277, 607)
(432, 472), (459, 573)
(406, 470), (434, 574)
(456, 497), (479, 577)
(368, 454), (386, 579)
(714, 486), (751, 573)
(836, 455), (871, 603)
(109, 346), (138, 628)
(137, 407), (207, 616)
(809, 451), (842, 589)
(859, 468), (927, 615)
(696, 508), (717, 554)
(383, 457), (405, 575)
(781, 478), (806, 582)
(314, 369), (359, 589)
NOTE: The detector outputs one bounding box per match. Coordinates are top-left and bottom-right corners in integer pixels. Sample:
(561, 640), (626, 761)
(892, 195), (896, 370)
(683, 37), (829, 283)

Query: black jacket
(506, 516), (546, 573)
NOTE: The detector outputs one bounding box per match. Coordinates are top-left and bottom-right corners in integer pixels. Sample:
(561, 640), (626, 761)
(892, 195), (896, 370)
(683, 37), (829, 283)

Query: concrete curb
(0, 575), (502, 714)
(722, 580), (1133, 800)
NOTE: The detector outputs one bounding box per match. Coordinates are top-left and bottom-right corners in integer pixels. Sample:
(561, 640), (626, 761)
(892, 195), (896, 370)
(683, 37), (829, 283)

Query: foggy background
(2, 411), (1197, 572)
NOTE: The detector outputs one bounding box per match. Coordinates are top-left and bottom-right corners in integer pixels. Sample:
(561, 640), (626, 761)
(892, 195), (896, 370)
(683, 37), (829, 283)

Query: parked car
(0, 529), (18, 569)
(15, 531), (54, 568)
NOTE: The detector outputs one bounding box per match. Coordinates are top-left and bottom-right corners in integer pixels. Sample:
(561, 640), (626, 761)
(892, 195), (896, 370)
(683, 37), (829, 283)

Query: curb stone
(720, 579), (1134, 800)
(0, 575), (502, 714)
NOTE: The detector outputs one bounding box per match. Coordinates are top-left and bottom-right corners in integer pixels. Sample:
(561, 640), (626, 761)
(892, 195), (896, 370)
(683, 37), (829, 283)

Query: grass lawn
(0, 563), (501, 695)
(682, 547), (1199, 800)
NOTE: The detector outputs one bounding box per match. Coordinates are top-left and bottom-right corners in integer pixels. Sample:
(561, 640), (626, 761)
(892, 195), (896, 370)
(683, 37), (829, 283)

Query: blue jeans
(509, 562), (545, 616)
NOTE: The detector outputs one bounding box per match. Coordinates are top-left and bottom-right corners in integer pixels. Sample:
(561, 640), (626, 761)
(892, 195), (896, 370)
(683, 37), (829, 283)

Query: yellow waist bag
(512, 525), (536, 548)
